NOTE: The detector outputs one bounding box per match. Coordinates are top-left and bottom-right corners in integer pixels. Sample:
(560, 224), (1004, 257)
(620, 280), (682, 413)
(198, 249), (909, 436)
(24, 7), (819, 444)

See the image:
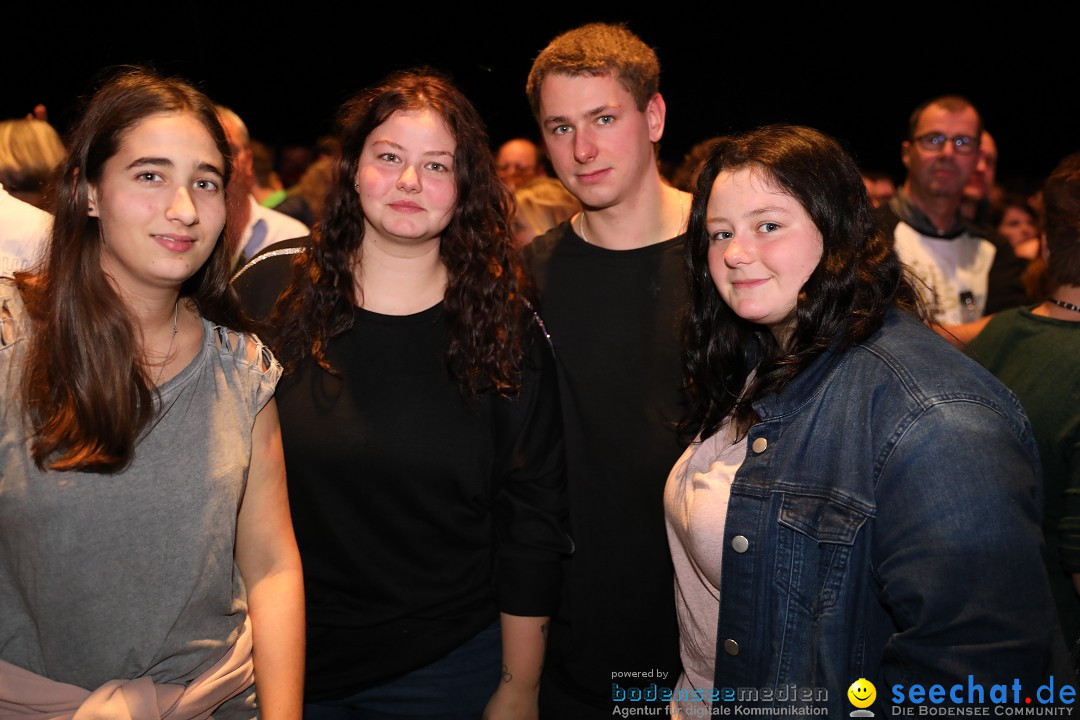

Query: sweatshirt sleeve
(489, 312), (573, 616)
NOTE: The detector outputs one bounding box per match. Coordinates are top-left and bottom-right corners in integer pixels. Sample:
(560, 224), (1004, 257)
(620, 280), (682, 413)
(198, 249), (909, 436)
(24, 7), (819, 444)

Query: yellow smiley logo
(847, 678), (876, 709)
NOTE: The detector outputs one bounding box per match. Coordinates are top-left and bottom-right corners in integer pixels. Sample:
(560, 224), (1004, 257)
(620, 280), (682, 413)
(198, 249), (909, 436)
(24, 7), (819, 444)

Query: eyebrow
(707, 207), (791, 225)
(127, 156), (225, 177)
(543, 103), (620, 127)
(370, 139), (454, 159)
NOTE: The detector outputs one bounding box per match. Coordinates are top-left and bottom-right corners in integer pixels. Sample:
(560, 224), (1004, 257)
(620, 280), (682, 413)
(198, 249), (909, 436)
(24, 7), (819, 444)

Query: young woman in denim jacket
(665, 124), (1072, 717)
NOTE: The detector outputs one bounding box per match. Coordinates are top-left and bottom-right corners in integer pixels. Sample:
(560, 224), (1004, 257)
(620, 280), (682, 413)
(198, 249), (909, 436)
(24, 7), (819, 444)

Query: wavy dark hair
(683, 124), (920, 441)
(14, 66), (246, 472)
(271, 67), (527, 397)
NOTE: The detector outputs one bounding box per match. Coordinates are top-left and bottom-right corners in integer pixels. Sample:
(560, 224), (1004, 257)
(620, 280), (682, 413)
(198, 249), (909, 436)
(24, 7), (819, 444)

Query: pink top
(664, 421), (746, 715)
(0, 616), (254, 719)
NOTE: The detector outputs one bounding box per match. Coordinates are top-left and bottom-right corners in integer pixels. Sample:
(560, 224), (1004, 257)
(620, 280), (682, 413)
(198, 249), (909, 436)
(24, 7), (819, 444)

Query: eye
(425, 161), (451, 173)
(710, 230), (732, 242)
(378, 153), (400, 163)
(758, 222), (780, 233)
(194, 179), (220, 192)
(551, 125), (572, 136)
(596, 115), (614, 126)
(137, 171), (163, 183)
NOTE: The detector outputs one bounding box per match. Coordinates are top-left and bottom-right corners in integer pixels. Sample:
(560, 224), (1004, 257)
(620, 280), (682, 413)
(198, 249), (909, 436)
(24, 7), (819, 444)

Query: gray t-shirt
(0, 280), (280, 708)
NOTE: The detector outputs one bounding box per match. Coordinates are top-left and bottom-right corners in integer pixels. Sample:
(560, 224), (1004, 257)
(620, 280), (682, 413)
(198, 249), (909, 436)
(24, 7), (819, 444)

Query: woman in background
(0, 117), (66, 209)
(667, 124), (1068, 717)
(968, 152), (1080, 669)
(234, 67), (570, 719)
(0, 67), (303, 718)
(510, 176), (580, 248)
(991, 192), (1042, 261)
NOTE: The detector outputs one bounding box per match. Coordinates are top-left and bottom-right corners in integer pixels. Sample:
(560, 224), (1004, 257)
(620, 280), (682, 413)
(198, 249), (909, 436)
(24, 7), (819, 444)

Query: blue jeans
(303, 622), (502, 720)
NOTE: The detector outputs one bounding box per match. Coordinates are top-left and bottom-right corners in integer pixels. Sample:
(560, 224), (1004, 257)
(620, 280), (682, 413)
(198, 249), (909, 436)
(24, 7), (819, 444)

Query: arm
(932, 315), (993, 348)
(235, 398), (305, 720)
(483, 614), (548, 720)
(487, 321), (572, 716)
(1061, 434), (1080, 597)
(873, 400), (1067, 684)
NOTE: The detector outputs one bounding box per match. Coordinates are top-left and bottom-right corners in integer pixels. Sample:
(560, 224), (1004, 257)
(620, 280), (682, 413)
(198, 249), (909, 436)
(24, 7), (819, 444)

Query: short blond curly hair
(526, 23), (660, 120)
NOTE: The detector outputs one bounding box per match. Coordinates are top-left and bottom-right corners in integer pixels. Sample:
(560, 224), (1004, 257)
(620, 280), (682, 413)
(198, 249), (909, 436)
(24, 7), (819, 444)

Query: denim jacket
(712, 309), (1072, 714)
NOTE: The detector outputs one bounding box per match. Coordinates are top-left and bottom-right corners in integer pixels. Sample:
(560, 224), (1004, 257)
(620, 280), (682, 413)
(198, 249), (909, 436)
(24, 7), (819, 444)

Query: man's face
(537, 73), (663, 211)
(216, 112), (254, 256)
(496, 139), (541, 190)
(963, 130), (998, 204)
(902, 103), (981, 200)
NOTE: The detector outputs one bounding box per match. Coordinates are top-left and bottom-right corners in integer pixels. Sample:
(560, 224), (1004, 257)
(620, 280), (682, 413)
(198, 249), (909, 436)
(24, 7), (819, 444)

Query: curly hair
(683, 125), (920, 441)
(270, 67), (529, 398)
(15, 65), (245, 472)
(526, 22), (660, 120)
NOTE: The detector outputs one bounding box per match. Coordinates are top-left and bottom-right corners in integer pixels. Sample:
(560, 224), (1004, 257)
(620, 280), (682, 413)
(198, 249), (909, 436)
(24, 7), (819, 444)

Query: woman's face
(998, 206), (1039, 250)
(706, 166), (823, 343)
(88, 112), (226, 297)
(354, 109), (457, 253)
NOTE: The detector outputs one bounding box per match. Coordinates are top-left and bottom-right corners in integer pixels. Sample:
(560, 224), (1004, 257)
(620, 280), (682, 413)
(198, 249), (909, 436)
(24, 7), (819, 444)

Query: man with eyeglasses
(878, 95), (1026, 328)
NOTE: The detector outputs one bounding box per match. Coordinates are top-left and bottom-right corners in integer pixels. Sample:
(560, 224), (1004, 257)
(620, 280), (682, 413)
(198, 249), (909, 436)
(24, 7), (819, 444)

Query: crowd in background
(1, 19), (1078, 720)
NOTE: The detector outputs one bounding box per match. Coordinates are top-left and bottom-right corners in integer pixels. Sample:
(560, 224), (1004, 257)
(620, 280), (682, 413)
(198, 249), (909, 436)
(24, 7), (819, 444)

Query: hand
(482, 682), (539, 720)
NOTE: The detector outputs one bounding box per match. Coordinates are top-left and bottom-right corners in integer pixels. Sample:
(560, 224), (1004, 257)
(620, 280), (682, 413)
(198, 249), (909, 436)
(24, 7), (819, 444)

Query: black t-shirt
(234, 243), (570, 701)
(523, 222), (690, 712)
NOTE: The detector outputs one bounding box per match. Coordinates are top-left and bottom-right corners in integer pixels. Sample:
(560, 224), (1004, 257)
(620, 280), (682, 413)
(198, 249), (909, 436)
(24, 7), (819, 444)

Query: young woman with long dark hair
(667, 124), (1070, 717)
(0, 67), (303, 719)
(234, 68), (570, 719)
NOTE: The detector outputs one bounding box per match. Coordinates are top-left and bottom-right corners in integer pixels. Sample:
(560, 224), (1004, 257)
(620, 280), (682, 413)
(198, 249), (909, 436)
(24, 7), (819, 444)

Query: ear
(900, 140), (912, 172)
(1040, 232), (1050, 267)
(645, 93), (666, 144)
(81, 169), (99, 217)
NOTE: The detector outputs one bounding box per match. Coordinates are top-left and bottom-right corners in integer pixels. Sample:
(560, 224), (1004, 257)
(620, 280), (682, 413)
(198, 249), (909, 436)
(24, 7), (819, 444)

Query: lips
(389, 200), (423, 213)
(576, 168), (611, 184)
(153, 234), (196, 253)
(731, 278), (768, 289)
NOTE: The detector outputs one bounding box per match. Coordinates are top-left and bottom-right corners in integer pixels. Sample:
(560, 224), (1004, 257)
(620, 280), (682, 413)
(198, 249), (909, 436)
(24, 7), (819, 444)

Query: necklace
(153, 300), (180, 386)
(577, 193), (688, 245)
(577, 210), (589, 244)
(1049, 298), (1080, 314)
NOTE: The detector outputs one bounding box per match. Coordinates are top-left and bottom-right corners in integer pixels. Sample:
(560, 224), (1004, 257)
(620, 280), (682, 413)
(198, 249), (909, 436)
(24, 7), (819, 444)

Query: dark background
(6, 9), (1076, 193)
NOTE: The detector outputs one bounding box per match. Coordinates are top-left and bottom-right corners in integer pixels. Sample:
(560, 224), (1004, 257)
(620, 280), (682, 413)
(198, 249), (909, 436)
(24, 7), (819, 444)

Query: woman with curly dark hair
(233, 68), (570, 719)
(665, 124), (1069, 717)
(0, 67), (303, 718)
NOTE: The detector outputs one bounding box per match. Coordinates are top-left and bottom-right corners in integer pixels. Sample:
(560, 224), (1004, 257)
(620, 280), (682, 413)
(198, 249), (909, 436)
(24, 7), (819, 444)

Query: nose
(724, 235), (752, 266)
(166, 186), (198, 225)
(573, 130), (597, 164)
(397, 164), (421, 193)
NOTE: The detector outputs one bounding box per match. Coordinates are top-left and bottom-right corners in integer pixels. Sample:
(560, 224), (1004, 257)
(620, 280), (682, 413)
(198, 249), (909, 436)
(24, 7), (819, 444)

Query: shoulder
(231, 238), (308, 322)
(850, 310), (1028, 426)
(251, 202), (310, 240)
(0, 277), (30, 349)
(967, 306), (1025, 345)
(0, 190), (51, 276)
(205, 319), (283, 410)
(522, 221), (574, 269)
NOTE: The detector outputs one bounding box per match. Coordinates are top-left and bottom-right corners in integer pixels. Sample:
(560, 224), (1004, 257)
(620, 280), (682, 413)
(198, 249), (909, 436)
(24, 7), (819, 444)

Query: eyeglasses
(913, 133), (979, 155)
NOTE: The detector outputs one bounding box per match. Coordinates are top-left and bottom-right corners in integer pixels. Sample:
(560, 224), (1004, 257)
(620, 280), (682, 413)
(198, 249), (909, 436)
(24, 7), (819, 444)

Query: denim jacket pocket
(774, 492), (871, 618)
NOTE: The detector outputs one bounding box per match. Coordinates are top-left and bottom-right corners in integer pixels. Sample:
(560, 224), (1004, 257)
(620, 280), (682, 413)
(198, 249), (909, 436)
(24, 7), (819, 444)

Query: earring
(87, 206), (94, 213)
(354, 183), (360, 190)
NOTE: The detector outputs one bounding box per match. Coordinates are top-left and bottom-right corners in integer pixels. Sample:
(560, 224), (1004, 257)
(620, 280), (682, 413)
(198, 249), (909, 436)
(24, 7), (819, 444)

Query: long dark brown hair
(271, 67), (528, 397)
(683, 125), (921, 441)
(14, 66), (247, 472)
